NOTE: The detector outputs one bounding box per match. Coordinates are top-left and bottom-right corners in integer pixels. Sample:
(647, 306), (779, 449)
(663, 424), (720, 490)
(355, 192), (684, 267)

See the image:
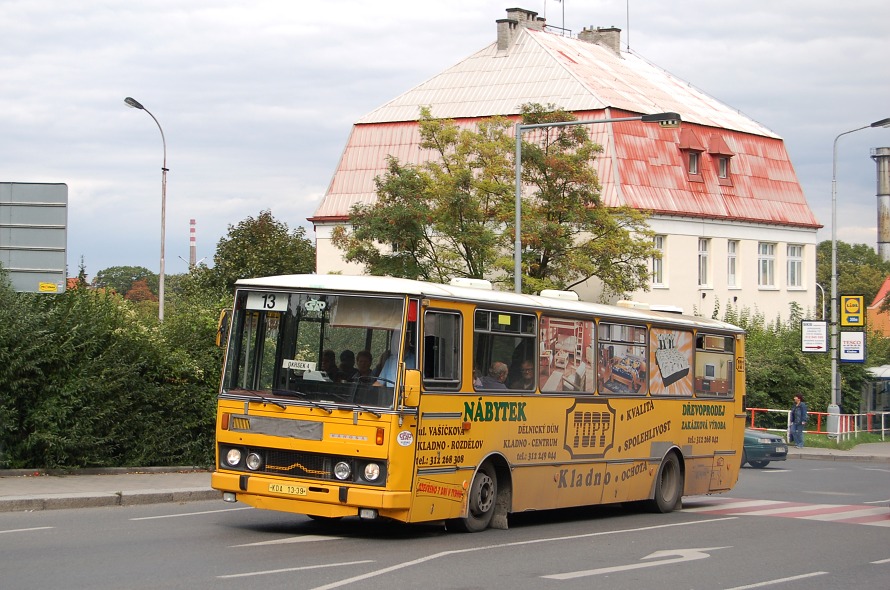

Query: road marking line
(721, 571), (828, 590)
(872, 557), (890, 564)
(233, 535), (341, 547)
(305, 517), (737, 590)
(683, 499), (782, 512)
(802, 507), (890, 521)
(0, 526), (54, 534)
(218, 560), (374, 579)
(130, 506), (252, 520)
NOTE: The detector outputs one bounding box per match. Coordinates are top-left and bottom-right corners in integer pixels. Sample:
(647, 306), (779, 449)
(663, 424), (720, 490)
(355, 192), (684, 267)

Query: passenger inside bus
(509, 359), (535, 390)
(352, 350), (375, 381)
(321, 349), (343, 382)
(479, 362), (509, 389)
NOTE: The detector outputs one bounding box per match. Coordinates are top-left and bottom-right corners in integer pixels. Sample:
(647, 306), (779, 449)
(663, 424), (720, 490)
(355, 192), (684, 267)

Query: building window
(758, 242), (776, 287)
(698, 238), (710, 287)
(679, 128), (705, 183)
(727, 240), (738, 288)
(652, 235), (665, 286)
(688, 152), (700, 175)
(717, 157), (729, 178)
(787, 244), (803, 288)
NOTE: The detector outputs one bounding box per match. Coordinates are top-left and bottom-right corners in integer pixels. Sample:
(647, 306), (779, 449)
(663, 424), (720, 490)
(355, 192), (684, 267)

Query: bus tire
(649, 452), (683, 513)
(450, 463), (497, 532)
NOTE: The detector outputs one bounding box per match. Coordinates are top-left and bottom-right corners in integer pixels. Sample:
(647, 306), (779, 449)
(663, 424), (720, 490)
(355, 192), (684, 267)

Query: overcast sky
(3, 0), (889, 279)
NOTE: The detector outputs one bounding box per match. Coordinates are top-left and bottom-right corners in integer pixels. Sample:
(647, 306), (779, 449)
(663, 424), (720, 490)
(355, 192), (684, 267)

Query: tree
(124, 279), (158, 302)
(92, 266), (158, 296)
(200, 210), (315, 296)
(816, 240), (890, 312)
(332, 108), (514, 283)
(332, 105), (658, 296)
(516, 103), (658, 297)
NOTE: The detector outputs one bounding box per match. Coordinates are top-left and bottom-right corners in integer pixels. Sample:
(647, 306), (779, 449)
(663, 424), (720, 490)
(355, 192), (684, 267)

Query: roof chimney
(496, 8), (545, 50)
(578, 26), (622, 55)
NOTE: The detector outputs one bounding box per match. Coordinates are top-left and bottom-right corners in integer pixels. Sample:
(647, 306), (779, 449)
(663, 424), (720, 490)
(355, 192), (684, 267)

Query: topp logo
(564, 400), (615, 459)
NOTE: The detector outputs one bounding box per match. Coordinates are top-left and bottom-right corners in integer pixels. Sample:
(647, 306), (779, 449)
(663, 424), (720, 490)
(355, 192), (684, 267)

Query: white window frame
(688, 152), (700, 175)
(698, 238), (710, 287)
(717, 156), (729, 179)
(727, 240), (738, 288)
(652, 235), (665, 286)
(758, 242), (776, 288)
(787, 244), (803, 288)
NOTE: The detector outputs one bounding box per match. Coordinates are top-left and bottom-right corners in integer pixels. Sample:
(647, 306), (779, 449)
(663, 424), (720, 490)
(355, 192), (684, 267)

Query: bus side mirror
(402, 370), (421, 407)
(216, 308), (232, 348)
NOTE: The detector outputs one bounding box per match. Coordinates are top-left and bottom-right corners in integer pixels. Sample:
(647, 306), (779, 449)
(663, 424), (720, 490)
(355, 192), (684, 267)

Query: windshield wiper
(350, 403), (381, 418)
(270, 389), (333, 414)
(246, 392), (286, 410)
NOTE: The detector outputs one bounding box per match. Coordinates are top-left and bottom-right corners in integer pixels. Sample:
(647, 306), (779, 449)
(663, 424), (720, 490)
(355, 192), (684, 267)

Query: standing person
(789, 394), (808, 448)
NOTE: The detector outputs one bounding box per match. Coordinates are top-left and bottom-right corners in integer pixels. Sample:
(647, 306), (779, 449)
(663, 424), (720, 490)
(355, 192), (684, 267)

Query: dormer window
(717, 156), (729, 178)
(708, 134), (735, 186)
(688, 152), (701, 175)
(679, 128), (705, 183)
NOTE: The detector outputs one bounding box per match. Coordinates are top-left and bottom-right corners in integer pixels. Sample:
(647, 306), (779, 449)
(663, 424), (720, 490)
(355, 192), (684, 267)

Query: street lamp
(125, 97), (168, 322)
(829, 116), (890, 434)
(513, 112), (681, 293)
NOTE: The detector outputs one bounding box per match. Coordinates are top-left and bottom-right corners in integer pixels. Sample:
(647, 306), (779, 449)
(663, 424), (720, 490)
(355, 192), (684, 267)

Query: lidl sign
(839, 295), (865, 327)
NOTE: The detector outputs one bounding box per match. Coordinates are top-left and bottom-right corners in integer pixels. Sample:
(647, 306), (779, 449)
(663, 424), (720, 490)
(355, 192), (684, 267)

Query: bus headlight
(363, 463), (381, 482)
(333, 461), (352, 480)
(225, 448), (242, 467)
(245, 452), (263, 471)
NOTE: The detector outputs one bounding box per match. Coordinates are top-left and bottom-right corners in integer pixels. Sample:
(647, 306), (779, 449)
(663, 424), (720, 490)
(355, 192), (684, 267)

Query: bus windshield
(222, 290), (406, 408)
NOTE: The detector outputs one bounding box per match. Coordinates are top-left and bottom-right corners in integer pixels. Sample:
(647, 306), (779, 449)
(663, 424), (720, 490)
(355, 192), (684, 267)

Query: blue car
(742, 428), (788, 468)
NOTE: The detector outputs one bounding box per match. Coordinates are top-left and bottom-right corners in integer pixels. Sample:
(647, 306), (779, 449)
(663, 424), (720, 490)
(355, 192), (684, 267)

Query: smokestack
(189, 218), (197, 268)
(873, 147), (890, 261)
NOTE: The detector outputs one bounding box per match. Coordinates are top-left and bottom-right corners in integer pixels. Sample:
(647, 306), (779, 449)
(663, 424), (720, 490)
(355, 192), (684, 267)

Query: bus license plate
(269, 483), (307, 496)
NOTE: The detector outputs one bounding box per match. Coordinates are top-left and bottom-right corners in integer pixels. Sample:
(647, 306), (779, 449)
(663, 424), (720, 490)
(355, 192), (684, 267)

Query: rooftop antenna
(626, 0), (631, 51)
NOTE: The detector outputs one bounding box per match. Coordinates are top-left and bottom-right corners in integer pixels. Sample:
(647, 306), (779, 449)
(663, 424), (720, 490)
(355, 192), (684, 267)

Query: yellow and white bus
(212, 274), (746, 532)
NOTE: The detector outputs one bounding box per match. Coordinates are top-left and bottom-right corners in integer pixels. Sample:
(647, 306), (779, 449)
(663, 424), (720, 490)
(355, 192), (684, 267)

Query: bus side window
(422, 310), (461, 389)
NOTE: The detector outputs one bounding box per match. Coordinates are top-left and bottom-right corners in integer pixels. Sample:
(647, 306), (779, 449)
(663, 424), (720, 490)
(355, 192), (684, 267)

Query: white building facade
(310, 8), (820, 320)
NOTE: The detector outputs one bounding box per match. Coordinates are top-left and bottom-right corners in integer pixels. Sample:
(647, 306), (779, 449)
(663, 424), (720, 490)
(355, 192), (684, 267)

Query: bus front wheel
(649, 453), (683, 513)
(450, 463), (497, 532)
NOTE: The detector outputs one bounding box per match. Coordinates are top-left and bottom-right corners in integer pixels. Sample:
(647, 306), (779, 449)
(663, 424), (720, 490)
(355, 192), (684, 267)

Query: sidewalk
(0, 468), (217, 513)
(1, 442), (889, 513)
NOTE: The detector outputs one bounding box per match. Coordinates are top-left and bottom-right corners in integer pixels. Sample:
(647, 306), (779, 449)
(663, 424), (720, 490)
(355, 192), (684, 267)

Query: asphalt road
(1, 457), (887, 590)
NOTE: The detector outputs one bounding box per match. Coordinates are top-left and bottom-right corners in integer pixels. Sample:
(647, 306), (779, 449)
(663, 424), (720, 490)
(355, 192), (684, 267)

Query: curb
(0, 466), (208, 478)
(0, 488), (220, 513)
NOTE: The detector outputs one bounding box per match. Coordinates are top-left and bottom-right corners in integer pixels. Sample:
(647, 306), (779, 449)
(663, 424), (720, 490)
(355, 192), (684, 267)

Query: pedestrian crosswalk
(683, 496), (890, 527)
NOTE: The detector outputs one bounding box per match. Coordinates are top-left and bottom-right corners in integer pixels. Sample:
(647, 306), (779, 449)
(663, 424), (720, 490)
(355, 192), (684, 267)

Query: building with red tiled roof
(311, 7), (820, 318)
(867, 276), (890, 336)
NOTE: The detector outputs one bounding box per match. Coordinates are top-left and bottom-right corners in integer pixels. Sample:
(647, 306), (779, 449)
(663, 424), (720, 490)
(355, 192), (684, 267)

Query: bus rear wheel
(649, 453), (683, 513)
(450, 463), (497, 532)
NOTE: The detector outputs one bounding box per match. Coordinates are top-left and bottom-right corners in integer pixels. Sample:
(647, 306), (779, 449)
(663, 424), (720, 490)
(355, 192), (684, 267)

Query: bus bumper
(211, 471), (413, 520)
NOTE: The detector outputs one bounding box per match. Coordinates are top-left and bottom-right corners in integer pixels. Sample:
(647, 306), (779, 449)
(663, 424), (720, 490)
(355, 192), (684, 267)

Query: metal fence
(747, 408), (890, 441)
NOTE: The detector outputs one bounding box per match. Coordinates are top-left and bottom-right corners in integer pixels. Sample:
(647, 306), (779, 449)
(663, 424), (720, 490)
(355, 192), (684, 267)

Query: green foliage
(333, 107), (514, 283)
(816, 240), (890, 312)
(333, 105), (658, 296)
(515, 103), (658, 297)
(0, 262), (222, 469)
(92, 265), (158, 296)
(195, 210), (315, 297)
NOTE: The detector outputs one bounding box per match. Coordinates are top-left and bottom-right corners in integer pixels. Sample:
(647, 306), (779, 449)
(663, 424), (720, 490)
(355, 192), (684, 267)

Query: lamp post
(125, 97), (168, 322)
(815, 282), (826, 319)
(829, 116), (890, 434)
(513, 112), (681, 293)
